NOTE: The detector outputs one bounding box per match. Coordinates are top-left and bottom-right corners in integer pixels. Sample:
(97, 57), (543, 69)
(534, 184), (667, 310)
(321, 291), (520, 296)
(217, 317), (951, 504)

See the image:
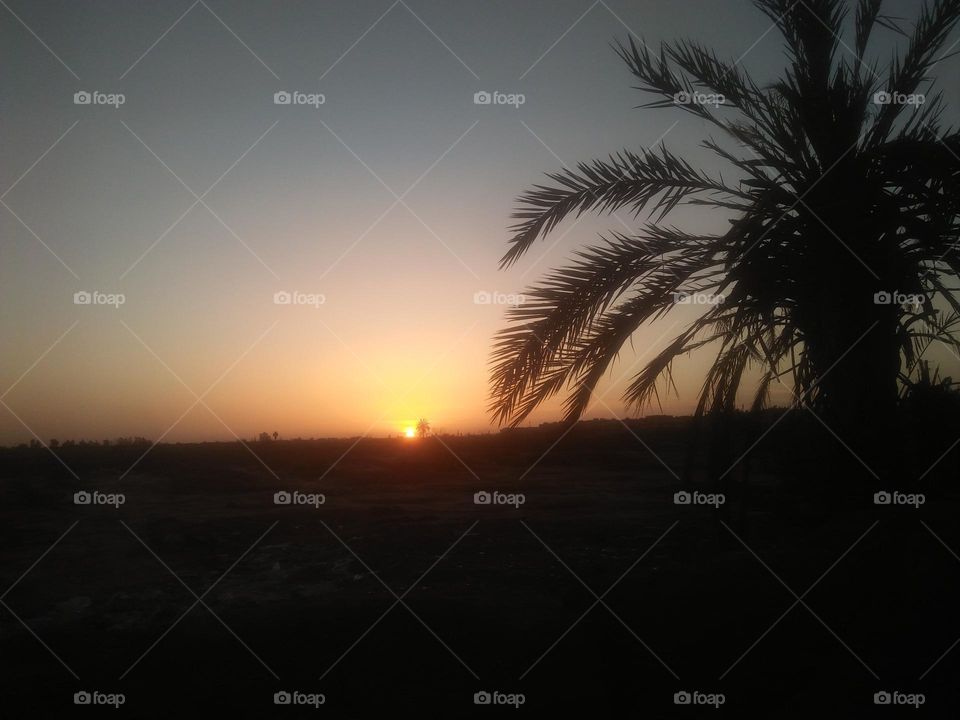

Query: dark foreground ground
(1, 415), (959, 717)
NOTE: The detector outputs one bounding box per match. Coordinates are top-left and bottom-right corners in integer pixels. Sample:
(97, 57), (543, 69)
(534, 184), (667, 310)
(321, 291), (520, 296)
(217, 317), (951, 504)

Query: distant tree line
(5, 436), (152, 450)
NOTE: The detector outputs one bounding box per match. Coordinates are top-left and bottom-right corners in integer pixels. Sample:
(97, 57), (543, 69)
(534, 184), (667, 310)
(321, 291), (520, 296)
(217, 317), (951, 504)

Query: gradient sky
(2, 0), (958, 444)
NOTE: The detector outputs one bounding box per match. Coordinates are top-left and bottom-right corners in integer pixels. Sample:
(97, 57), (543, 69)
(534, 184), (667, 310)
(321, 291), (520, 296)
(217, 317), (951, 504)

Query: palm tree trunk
(804, 293), (901, 487)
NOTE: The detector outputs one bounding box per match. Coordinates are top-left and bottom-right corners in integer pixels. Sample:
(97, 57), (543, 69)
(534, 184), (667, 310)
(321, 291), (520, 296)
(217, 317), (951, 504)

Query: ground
(1, 417), (958, 717)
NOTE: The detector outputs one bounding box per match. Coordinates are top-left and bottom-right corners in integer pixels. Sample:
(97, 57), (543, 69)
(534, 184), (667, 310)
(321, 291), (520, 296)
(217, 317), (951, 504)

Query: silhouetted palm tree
(416, 419), (431, 438)
(490, 0), (960, 477)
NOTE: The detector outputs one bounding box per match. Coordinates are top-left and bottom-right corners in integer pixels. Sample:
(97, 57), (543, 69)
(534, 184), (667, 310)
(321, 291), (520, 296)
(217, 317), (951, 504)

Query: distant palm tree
(490, 0), (960, 477)
(416, 419), (431, 438)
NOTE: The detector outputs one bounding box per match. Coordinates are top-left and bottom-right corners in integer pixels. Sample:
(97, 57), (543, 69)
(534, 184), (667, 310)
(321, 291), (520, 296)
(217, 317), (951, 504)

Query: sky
(2, 0), (958, 444)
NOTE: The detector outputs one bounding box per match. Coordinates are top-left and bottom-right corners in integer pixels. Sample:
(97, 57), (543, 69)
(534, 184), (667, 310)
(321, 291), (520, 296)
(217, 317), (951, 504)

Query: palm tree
(416, 418), (431, 438)
(490, 0), (960, 479)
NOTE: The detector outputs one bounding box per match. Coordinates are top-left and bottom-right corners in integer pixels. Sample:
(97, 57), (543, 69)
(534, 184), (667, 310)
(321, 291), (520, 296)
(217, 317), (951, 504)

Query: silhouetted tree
(490, 0), (960, 481)
(416, 419), (431, 438)
(272, 431), (279, 441)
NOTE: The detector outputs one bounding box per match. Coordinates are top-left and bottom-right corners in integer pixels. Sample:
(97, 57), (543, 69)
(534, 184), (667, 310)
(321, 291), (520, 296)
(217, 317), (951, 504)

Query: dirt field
(1, 418), (958, 716)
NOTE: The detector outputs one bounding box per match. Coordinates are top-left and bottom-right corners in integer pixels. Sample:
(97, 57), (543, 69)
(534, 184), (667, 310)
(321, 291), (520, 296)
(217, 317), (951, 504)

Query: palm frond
(502, 148), (742, 267)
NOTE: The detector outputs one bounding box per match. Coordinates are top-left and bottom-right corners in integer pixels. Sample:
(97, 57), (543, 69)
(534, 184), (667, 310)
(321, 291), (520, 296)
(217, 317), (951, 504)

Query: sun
(404, 426), (416, 438)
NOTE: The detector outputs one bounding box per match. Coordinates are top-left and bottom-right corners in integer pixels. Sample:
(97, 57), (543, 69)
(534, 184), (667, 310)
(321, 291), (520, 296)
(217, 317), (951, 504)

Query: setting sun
(404, 427), (416, 438)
